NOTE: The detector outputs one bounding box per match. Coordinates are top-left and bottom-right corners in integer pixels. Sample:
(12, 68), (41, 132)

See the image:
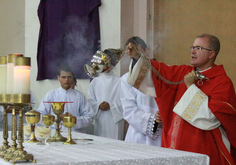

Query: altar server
(87, 70), (124, 140)
(37, 65), (94, 133)
(121, 72), (162, 146)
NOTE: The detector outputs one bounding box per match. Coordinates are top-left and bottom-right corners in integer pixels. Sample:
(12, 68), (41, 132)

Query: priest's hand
(184, 70), (196, 88)
(125, 43), (145, 60)
(155, 111), (162, 123)
(99, 101), (110, 111)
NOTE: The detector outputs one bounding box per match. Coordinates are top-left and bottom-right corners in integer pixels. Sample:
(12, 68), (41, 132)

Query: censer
(84, 48), (124, 78)
(84, 45), (209, 85)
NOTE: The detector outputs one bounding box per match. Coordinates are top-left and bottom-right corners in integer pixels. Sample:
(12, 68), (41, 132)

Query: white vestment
(87, 71), (124, 140)
(120, 73), (162, 146)
(37, 87), (94, 133)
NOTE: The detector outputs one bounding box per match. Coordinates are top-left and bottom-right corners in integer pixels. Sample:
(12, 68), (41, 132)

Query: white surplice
(87, 71), (124, 140)
(120, 73), (162, 146)
(37, 87), (94, 133)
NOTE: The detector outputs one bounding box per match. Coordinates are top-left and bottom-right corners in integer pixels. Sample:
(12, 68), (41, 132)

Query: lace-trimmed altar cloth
(0, 131), (209, 165)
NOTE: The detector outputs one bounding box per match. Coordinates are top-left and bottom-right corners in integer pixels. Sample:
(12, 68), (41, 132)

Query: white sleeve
(87, 82), (101, 117)
(173, 84), (221, 130)
(109, 102), (123, 123)
(121, 75), (159, 140)
(75, 95), (94, 130)
(36, 92), (53, 116)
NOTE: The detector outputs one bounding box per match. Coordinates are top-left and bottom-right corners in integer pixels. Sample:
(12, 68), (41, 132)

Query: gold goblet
(44, 102), (72, 142)
(42, 114), (55, 126)
(24, 110), (41, 143)
(63, 113), (77, 144)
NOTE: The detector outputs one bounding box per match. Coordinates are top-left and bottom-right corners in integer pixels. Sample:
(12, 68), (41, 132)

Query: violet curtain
(37, 0), (101, 80)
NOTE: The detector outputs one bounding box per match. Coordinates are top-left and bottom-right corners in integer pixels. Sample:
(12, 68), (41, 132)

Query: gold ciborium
(44, 102), (72, 142)
(24, 110), (41, 143)
(63, 113), (77, 145)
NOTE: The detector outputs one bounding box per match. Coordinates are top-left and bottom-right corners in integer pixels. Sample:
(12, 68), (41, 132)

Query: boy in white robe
(120, 36), (162, 146)
(87, 70), (124, 140)
(121, 72), (162, 146)
(37, 65), (94, 133)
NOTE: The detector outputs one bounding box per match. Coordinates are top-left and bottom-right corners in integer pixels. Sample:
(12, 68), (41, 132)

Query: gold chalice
(24, 110), (41, 143)
(42, 114), (55, 126)
(63, 113), (77, 144)
(44, 102), (72, 142)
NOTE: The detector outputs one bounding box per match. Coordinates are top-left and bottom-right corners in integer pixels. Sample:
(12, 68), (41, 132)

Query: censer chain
(131, 45), (208, 85)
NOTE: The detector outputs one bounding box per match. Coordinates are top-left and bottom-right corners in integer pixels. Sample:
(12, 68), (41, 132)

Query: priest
(125, 34), (236, 165)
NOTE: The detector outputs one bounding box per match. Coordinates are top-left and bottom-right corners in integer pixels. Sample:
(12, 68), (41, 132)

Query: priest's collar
(196, 66), (212, 73)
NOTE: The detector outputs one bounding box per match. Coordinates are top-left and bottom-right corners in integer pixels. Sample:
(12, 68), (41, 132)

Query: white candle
(7, 63), (14, 94)
(7, 54), (23, 94)
(14, 66), (30, 94)
(13, 57), (31, 94)
(0, 56), (7, 94)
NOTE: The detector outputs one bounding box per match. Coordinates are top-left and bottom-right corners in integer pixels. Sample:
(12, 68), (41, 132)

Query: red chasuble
(151, 60), (236, 165)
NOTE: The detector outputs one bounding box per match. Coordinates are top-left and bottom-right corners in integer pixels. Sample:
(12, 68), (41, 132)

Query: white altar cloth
(0, 131), (209, 165)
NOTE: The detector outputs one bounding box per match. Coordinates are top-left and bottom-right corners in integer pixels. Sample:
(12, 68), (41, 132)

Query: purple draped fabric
(37, 0), (101, 80)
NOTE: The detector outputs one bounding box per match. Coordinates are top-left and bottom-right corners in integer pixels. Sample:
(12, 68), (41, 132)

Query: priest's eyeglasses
(190, 46), (212, 51)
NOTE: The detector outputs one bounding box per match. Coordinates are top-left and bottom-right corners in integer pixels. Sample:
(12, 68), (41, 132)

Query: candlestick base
(3, 146), (17, 162)
(11, 150), (36, 164)
(0, 145), (9, 158)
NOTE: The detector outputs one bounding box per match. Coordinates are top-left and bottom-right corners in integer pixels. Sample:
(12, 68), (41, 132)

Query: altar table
(0, 131), (209, 165)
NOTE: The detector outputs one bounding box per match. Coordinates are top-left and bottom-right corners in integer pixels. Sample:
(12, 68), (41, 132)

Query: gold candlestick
(44, 102), (72, 142)
(24, 110), (41, 143)
(0, 103), (10, 158)
(10, 105), (35, 164)
(4, 106), (18, 161)
(63, 113), (77, 145)
(0, 102), (36, 164)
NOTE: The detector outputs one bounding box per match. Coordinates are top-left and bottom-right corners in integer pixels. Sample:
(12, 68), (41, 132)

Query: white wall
(0, 0), (25, 55)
